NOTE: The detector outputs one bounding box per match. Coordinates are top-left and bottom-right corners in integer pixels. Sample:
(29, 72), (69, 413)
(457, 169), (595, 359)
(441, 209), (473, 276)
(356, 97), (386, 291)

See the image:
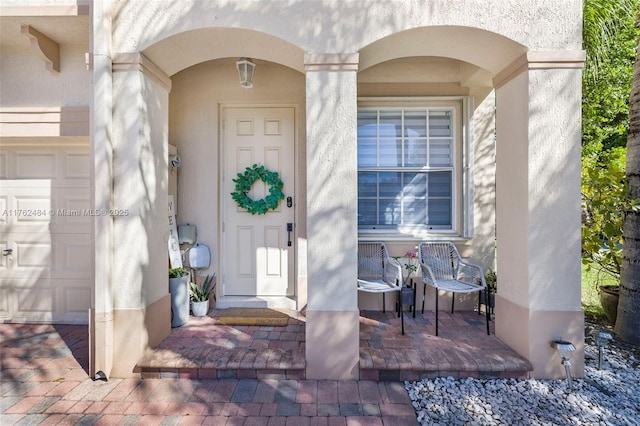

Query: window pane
(357, 124), (377, 139)
(404, 138), (427, 167)
(429, 111), (451, 137)
(358, 111), (378, 167)
(428, 171), (452, 197)
(358, 172), (377, 197)
(427, 199), (451, 226)
(379, 139), (401, 166)
(402, 173), (426, 197)
(379, 111), (401, 138)
(379, 198), (401, 225)
(403, 198), (427, 224)
(357, 171), (453, 227)
(428, 171), (452, 226)
(379, 172), (401, 198)
(429, 139), (452, 166)
(358, 199), (377, 225)
(404, 111), (427, 137)
(357, 138), (377, 166)
(358, 111), (378, 135)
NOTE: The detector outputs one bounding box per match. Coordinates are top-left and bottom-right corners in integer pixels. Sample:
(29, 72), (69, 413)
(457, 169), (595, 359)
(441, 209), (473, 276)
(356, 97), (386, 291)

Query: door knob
(2, 248), (12, 256)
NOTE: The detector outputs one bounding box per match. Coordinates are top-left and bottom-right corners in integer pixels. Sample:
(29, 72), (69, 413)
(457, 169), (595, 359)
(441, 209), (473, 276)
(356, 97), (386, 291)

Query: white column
(108, 53), (172, 377)
(304, 53), (360, 379)
(494, 51), (585, 379)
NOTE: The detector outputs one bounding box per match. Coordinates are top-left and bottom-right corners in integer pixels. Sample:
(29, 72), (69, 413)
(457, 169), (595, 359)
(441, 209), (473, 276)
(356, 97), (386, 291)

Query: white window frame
(357, 96), (474, 241)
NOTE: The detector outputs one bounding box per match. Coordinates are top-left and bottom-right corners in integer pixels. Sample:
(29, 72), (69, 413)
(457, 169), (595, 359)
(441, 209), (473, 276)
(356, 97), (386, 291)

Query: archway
(142, 27), (305, 77)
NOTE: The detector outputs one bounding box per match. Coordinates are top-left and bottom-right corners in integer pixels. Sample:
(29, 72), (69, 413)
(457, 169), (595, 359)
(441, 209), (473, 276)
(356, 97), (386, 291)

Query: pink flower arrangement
(393, 250), (419, 286)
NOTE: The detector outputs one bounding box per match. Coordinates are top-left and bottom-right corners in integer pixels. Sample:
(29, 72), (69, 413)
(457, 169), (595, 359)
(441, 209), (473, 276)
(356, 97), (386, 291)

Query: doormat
(213, 308), (290, 326)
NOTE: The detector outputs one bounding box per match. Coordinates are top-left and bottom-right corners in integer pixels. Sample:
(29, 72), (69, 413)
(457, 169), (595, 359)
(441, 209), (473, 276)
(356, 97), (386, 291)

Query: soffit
(358, 56), (492, 87)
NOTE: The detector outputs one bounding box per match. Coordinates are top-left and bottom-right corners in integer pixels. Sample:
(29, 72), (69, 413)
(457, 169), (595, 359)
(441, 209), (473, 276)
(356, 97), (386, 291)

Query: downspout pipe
(89, 0), (114, 380)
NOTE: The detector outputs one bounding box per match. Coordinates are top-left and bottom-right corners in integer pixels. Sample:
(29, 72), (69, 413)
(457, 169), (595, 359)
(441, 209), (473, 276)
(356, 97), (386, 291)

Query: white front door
(223, 107), (295, 297)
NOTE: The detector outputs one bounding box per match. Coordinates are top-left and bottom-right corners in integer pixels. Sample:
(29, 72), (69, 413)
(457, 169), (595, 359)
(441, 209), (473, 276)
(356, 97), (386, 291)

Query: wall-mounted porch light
(551, 340), (576, 391)
(236, 57), (255, 88)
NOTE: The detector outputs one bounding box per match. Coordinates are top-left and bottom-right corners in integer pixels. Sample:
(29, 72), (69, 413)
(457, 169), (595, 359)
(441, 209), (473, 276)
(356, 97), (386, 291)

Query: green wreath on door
(231, 164), (285, 215)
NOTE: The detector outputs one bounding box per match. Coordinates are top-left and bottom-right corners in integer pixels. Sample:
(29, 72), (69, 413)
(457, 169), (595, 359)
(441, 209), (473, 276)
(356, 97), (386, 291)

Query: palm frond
(583, 0), (639, 82)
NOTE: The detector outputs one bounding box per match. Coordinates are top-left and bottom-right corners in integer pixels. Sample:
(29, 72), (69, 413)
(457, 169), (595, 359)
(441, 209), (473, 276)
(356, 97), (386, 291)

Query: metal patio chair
(357, 242), (402, 315)
(418, 242), (490, 336)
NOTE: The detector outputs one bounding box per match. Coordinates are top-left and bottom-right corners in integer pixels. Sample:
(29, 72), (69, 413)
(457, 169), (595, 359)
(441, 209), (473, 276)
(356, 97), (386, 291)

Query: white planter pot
(191, 300), (210, 317)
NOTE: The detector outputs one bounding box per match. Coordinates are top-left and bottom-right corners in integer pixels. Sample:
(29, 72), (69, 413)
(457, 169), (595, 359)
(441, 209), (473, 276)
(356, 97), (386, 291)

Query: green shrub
(581, 148), (627, 282)
(190, 274), (215, 302)
(169, 267), (189, 278)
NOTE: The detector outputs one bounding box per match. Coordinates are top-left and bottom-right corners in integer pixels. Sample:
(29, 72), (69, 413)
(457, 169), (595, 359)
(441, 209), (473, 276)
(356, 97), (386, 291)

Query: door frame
(218, 103), (300, 302)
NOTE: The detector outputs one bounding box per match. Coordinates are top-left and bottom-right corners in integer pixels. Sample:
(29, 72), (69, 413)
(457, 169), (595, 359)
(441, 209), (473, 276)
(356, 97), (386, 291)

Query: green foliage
(169, 267), (189, 278)
(582, 0), (640, 153)
(581, 148), (627, 281)
(485, 269), (497, 294)
(190, 274), (215, 302)
(581, 264), (611, 322)
(231, 164), (285, 215)
(581, 0), (640, 282)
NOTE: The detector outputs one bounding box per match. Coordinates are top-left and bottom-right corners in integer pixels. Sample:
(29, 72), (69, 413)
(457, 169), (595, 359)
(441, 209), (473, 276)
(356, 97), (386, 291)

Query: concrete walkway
(1, 323), (417, 425)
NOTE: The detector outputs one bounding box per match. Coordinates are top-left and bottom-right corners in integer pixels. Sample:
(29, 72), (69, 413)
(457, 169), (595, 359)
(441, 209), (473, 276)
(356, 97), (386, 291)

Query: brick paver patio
(0, 321), (416, 424)
(136, 309), (531, 381)
(1, 308), (531, 424)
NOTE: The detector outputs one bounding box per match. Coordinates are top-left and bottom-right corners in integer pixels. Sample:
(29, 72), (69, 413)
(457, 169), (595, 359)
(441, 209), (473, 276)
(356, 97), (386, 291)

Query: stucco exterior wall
(105, 57), (170, 377)
(472, 91), (497, 267)
(496, 71), (530, 308)
(496, 68), (582, 312)
(495, 63), (583, 378)
(111, 68), (169, 310)
(0, 44), (89, 106)
(527, 68), (582, 312)
(111, 0), (581, 58)
(0, 16), (89, 107)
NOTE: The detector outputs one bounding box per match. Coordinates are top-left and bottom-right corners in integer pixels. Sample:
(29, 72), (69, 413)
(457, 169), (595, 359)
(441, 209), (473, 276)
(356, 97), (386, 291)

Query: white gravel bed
(405, 328), (640, 425)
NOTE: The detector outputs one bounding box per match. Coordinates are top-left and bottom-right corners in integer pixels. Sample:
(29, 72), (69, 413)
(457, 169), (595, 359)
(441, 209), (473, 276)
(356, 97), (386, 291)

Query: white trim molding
(493, 50), (586, 89)
(112, 52), (172, 92)
(0, 3), (89, 16)
(356, 96), (473, 241)
(0, 107), (89, 138)
(304, 53), (359, 72)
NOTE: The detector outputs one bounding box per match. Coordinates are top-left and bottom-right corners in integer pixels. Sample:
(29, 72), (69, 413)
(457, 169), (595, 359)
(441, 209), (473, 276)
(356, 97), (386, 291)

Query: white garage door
(0, 146), (91, 324)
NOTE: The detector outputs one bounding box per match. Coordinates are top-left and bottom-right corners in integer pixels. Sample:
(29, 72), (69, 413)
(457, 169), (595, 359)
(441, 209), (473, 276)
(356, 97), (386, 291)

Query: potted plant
(190, 274), (215, 317)
(585, 265), (619, 325)
(599, 284), (619, 325)
(392, 250), (419, 287)
(169, 267), (190, 327)
(392, 250), (419, 312)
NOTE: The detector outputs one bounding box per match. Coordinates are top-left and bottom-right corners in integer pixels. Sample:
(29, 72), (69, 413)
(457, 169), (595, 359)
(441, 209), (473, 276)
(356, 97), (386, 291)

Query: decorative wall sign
(168, 195), (182, 268)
